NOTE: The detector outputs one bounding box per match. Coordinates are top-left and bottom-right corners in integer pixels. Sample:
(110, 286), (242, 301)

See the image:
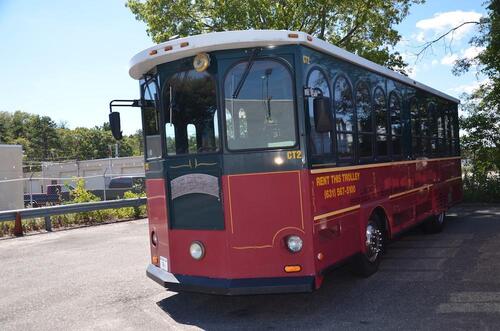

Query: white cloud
(440, 46), (484, 67)
(462, 46), (484, 59)
(415, 10), (482, 41)
(441, 53), (458, 65)
(416, 32), (425, 43)
(448, 79), (490, 95)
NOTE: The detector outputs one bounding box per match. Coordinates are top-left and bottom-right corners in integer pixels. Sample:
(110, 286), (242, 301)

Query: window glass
(410, 98), (421, 156)
(163, 69), (219, 155)
(419, 104), (429, 138)
(142, 79), (161, 159)
(334, 76), (354, 132)
(429, 103), (439, 154)
(374, 88), (387, 135)
(337, 133), (354, 158)
(377, 135), (388, 157)
(389, 92), (402, 136)
(307, 69), (331, 155)
(334, 75), (354, 160)
(410, 99), (420, 136)
(224, 60), (296, 150)
(359, 134), (373, 158)
(373, 87), (388, 157)
(389, 92), (402, 156)
(356, 81), (373, 159)
(356, 81), (371, 133)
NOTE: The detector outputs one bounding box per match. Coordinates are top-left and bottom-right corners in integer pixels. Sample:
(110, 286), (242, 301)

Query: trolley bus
(109, 30), (462, 295)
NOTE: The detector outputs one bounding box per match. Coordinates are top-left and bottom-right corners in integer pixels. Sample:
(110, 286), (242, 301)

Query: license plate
(160, 256), (169, 272)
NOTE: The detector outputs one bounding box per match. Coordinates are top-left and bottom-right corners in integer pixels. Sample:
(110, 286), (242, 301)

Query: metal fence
(0, 197), (147, 236)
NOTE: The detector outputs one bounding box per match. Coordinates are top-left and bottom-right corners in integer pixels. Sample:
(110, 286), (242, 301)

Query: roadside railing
(0, 198), (147, 236)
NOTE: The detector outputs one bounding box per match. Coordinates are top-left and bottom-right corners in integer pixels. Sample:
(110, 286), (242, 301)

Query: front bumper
(146, 264), (314, 295)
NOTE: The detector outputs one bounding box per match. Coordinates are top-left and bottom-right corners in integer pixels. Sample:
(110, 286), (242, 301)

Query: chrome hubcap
(365, 223), (383, 262)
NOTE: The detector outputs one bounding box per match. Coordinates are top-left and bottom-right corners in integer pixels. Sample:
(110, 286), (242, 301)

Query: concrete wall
(0, 145), (23, 211)
(41, 156), (145, 190)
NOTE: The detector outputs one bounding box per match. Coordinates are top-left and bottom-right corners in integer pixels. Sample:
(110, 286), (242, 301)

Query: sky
(0, 0), (487, 134)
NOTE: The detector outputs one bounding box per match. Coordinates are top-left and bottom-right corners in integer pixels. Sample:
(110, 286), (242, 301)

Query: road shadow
(156, 265), (367, 330)
(155, 204), (500, 330)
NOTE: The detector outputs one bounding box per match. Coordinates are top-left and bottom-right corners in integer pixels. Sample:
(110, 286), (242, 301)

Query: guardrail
(0, 198), (147, 236)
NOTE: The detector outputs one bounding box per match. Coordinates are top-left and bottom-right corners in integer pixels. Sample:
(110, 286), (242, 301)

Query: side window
(450, 104), (460, 156)
(307, 69), (331, 157)
(373, 87), (388, 158)
(419, 103), (430, 156)
(389, 92), (402, 157)
(142, 78), (161, 159)
(437, 105), (446, 155)
(410, 98), (421, 157)
(355, 81), (373, 159)
(429, 102), (439, 155)
(333, 75), (354, 161)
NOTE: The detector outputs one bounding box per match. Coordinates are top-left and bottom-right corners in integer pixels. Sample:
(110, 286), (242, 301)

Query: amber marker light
(152, 255), (159, 265)
(307, 35), (313, 41)
(284, 265), (302, 273)
(288, 33), (299, 38)
(149, 49), (158, 56)
(180, 42), (189, 47)
(164, 45), (173, 51)
(317, 253), (324, 261)
(193, 53), (210, 72)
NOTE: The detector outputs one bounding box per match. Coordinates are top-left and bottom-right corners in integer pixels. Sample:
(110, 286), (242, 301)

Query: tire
(351, 213), (385, 277)
(422, 211), (446, 234)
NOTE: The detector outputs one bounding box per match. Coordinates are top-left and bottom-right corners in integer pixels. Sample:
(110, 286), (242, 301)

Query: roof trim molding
(129, 30), (459, 103)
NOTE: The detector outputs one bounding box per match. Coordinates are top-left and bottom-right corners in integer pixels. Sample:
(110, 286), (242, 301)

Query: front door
(163, 68), (224, 230)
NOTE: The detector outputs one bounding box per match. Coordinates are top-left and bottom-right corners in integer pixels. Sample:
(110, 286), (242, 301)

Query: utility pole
(103, 168), (108, 201)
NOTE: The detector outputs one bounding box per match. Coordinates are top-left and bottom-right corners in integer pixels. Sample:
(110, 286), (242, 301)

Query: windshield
(224, 59), (296, 150)
(163, 69), (219, 155)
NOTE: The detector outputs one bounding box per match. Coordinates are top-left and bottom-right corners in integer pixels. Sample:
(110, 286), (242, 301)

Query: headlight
(189, 241), (205, 260)
(286, 235), (303, 253)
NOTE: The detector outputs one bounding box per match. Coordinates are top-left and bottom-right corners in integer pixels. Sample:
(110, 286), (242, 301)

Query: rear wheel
(422, 211), (446, 234)
(351, 214), (384, 277)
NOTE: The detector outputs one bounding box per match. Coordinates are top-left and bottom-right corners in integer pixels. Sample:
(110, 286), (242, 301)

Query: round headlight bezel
(193, 53), (210, 72)
(286, 235), (303, 253)
(189, 241), (205, 260)
(151, 231), (158, 247)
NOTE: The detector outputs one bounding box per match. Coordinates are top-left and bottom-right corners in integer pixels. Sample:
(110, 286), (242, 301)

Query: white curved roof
(129, 30), (459, 103)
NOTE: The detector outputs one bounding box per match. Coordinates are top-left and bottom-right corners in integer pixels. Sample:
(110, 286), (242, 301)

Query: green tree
(453, 0), (499, 111)
(452, 1), (499, 201)
(25, 115), (61, 160)
(126, 0), (424, 73)
(0, 110), (142, 167)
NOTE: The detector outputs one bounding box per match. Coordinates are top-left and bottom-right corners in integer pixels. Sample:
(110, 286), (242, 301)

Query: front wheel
(351, 214), (384, 277)
(422, 211), (446, 234)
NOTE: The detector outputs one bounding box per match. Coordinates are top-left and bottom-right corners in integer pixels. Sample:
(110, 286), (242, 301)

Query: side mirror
(109, 111), (123, 140)
(313, 97), (332, 133)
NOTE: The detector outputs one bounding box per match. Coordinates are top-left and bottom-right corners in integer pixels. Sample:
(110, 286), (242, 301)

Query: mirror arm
(109, 99), (142, 113)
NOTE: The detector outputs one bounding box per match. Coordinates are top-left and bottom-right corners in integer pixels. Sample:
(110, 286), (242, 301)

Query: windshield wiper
(232, 48), (261, 99)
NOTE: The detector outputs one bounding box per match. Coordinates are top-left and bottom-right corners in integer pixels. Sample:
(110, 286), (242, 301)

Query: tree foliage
(453, 0), (500, 202)
(0, 111), (143, 167)
(453, 0), (499, 112)
(126, 0), (424, 73)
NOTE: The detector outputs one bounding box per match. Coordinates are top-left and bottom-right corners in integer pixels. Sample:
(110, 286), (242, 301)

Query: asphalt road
(1, 204), (500, 330)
